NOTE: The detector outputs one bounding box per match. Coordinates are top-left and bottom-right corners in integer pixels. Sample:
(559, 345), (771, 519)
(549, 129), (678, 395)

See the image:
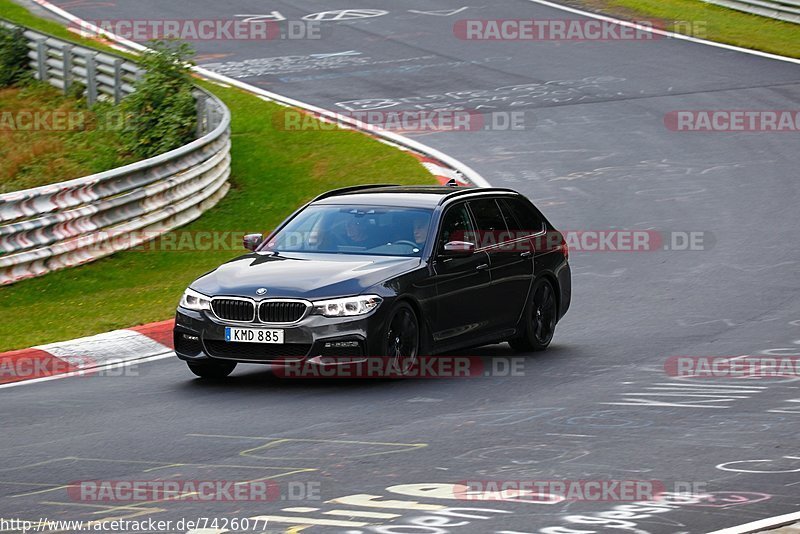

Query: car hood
(191, 252), (421, 300)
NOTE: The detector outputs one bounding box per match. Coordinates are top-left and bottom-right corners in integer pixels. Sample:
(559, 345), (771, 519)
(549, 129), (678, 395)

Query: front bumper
(173, 305), (388, 366)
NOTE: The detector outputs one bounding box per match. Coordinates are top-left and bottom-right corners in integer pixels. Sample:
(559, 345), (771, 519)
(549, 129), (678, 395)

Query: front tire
(187, 360), (237, 379)
(382, 302), (420, 376)
(510, 278), (558, 352)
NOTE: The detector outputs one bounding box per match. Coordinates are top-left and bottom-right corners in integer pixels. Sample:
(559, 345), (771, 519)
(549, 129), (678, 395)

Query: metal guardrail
(0, 21), (232, 286)
(701, 0), (800, 23)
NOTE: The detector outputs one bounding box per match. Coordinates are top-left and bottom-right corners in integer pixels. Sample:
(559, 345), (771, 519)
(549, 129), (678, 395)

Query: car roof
(311, 184), (521, 209)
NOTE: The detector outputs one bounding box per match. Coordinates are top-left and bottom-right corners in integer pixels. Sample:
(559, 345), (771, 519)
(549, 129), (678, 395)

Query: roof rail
(436, 187), (518, 205)
(311, 184), (399, 202)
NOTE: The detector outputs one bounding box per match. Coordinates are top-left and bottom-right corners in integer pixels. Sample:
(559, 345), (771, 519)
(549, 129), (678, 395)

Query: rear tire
(187, 360), (237, 379)
(509, 278), (558, 352)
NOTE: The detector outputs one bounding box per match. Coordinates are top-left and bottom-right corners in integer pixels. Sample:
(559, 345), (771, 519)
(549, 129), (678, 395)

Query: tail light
(561, 240), (569, 260)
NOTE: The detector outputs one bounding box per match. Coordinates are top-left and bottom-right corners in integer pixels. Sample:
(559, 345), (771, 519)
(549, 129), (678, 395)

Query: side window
(438, 203), (476, 249)
(499, 198), (544, 236)
(468, 198), (510, 248)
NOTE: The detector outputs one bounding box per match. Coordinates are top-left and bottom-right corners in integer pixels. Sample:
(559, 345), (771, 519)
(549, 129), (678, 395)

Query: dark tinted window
(438, 203), (476, 248)
(499, 198), (544, 235)
(468, 199), (509, 234)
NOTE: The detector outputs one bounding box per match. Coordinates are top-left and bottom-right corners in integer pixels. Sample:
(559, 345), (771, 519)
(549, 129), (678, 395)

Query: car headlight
(312, 295), (382, 317)
(180, 288), (212, 311)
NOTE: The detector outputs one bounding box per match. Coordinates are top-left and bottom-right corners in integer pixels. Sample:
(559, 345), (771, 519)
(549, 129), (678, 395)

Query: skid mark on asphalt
(438, 406), (561, 426)
(603, 381), (767, 408)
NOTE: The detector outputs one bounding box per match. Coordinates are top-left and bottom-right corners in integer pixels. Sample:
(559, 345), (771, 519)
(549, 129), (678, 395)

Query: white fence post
(62, 44), (73, 95)
(85, 52), (97, 105)
(36, 38), (48, 82)
(113, 58), (123, 104)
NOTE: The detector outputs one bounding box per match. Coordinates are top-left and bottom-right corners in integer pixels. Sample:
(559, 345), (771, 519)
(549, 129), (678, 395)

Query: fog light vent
(325, 341), (359, 348)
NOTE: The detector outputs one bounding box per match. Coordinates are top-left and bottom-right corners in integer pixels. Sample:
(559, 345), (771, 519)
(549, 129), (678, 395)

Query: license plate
(225, 327), (284, 344)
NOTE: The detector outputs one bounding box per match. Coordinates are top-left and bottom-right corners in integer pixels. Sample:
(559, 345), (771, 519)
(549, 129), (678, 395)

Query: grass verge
(564, 0), (800, 58)
(0, 1), (435, 351)
(0, 83), (136, 192)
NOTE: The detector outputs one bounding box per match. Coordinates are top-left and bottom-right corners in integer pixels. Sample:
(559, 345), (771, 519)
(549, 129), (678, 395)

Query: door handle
(476, 263), (489, 271)
(520, 251), (532, 258)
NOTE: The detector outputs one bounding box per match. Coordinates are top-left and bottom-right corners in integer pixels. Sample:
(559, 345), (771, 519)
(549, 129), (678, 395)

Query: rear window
(499, 197), (545, 235)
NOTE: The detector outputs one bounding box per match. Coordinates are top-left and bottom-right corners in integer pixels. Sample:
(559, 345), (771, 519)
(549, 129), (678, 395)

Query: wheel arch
(391, 295), (433, 355)
(537, 271), (562, 322)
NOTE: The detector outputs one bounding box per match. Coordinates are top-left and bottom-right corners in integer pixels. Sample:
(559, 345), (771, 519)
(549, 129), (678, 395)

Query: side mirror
(243, 233), (263, 252)
(441, 240), (476, 257)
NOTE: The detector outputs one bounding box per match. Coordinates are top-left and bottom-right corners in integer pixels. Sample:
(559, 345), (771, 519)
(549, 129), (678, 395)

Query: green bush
(121, 40), (197, 158)
(0, 26), (31, 87)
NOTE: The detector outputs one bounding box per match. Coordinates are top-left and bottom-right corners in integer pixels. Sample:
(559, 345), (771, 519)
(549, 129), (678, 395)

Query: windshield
(261, 205), (434, 257)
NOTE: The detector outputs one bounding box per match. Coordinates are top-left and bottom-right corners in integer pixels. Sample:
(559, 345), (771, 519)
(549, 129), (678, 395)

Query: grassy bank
(0, 1), (435, 351)
(567, 0), (800, 58)
(0, 83), (136, 192)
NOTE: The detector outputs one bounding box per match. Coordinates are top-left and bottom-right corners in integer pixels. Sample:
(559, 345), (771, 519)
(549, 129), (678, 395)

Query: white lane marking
(302, 9), (388, 22)
(309, 50), (362, 58)
(522, 0), (800, 64)
(0, 352), (174, 390)
(235, 12), (286, 23)
(409, 8), (469, 16)
(717, 456), (800, 473)
(706, 511), (800, 534)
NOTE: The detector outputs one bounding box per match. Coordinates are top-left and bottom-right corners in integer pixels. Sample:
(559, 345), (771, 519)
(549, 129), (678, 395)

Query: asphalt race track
(4, 1), (800, 532)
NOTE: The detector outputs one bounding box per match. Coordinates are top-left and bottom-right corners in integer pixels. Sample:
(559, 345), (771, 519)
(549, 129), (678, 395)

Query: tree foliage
(121, 41), (197, 158)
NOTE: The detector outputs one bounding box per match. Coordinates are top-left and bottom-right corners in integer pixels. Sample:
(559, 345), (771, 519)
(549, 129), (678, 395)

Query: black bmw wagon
(174, 185), (571, 378)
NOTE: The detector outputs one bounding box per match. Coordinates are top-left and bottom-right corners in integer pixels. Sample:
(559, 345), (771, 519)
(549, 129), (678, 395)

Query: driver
(345, 217), (375, 247)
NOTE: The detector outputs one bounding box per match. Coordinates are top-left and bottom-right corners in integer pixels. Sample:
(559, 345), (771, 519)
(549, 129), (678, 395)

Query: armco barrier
(23, 1), (491, 189)
(0, 20), (231, 285)
(701, 0), (800, 24)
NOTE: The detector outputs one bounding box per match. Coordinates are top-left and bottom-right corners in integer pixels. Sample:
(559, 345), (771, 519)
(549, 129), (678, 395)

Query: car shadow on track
(176, 342), (576, 392)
